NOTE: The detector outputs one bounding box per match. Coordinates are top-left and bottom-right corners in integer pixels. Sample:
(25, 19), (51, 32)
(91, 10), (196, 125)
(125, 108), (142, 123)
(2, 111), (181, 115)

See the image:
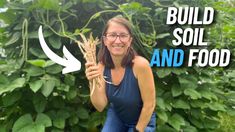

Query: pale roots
(76, 34), (104, 96)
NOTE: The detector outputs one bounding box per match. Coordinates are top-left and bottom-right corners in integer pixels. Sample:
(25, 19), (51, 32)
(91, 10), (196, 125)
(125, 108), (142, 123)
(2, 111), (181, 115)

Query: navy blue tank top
(104, 66), (143, 124)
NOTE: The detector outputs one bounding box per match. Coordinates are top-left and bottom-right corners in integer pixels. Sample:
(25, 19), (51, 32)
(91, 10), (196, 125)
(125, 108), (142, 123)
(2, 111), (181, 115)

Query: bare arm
(85, 62), (107, 112)
(133, 57), (156, 132)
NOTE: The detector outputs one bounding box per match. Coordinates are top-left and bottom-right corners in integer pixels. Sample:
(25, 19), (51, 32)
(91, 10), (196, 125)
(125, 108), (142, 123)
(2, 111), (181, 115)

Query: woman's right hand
(85, 62), (101, 81)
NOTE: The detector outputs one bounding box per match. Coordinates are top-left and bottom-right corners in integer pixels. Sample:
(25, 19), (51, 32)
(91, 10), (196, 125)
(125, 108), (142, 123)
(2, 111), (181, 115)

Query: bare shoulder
(132, 56), (151, 77)
(133, 56), (150, 69)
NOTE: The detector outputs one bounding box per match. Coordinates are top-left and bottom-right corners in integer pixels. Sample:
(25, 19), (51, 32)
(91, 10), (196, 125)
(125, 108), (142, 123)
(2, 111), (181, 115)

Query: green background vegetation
(0, 0), (235, 131)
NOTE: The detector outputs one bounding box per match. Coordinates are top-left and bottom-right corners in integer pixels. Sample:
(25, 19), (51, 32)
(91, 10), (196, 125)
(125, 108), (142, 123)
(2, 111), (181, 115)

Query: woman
(85, 16), (156, 132)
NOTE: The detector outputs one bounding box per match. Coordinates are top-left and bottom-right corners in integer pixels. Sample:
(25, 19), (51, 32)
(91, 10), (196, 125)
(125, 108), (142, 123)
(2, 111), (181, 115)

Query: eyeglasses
(104, 33), (131, 43)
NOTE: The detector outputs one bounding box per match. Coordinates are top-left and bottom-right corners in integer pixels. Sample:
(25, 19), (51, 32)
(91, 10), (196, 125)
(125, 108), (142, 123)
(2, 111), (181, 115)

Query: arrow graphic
(38, 26), (81, 74)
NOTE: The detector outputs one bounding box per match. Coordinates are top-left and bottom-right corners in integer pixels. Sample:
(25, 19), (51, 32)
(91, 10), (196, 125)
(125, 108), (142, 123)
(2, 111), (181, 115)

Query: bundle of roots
(76, 34), (104, 96)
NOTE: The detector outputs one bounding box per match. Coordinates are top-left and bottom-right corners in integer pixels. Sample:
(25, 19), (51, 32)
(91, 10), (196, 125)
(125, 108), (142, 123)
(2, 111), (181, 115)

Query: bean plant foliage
(0, 0), (234, 131)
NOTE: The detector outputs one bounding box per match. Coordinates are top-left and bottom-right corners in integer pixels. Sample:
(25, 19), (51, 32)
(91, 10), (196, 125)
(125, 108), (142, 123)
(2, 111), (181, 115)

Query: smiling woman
(85, 16), (156, 132)
(98, 16), (136, 69)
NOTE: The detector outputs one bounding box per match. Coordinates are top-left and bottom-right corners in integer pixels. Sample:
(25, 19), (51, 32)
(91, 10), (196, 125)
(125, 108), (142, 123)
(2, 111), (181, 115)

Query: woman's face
(103, 22), (132, 57)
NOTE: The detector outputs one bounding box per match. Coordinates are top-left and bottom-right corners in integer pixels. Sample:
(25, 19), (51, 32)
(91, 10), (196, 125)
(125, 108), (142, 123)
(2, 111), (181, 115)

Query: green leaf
(173, 1), (181, 7)
(77, 107), (89, 119)
(182, 125), (198, 132)
(227, 109), (235, 116)
(37, 0), (60, 11)
(0, 10), (16, 25)
(64, 74), (75, 86)
(44, 60), (55, 67)
(156, 68), (171, 78)
(179, 75), (198, 89)
(14, 124), (45, 132)
(12, 114), (33, 132)
(45, 64), (62, 74)
(79, 120), (88, 128)
(189, 116), (203, 128)
(168, 114), (185, 131)
(157, 97), (165, 110)
(46, 110), (57, 120)
(184, 88), (201, 100)
(36, 113), (52, 127)
(191, 100), (207, 108)
(207, 102), (226, 111)
(33, 94), (47, 113)
(29, 80), (43, 93)
(227, 70), (235, 78)
(203, 117), (220, 129)
(27, 59), (46, 67)
(0, 60), (6, 64)
(157, 109), (168, 122)
(61, 1), (73, 10)
(74, 29), (80, 35)
(171, 68), (186, 75)
(231, 80), (235, 87)
(49, 36), (62, 49)
(0, 124), (6, 132)
(120, 2), (150, 15)
(69, 116), (79, 126)
(41, 79), (55, 97)
(157, 124), (175, 132)
(66, 89), (77, 100)
(0, 0), (6, 7)
(0, 74), (9, 86)
(190, 109), (203, 119)
(0, 78), (26, 95)
(24, 66), (45, 77)
(51, 129), (64, 132)
(226, 92), (235, 100)
(57, 109), (70, 119)
(16, 124), (44, 132)
(53, 118), (65, 129)
(171, 84), (183, 97)
(173, 99), (190, 109)
(4, 32), (20, 46)
(29, 48), (47, 58)
(50, 97), (65, 108)
(47, 110), (69, 129)
(200, 90), (218, 101)
(57, 84), (69, 92)
(88, 112), (104, 128)
(2, 91), (22, 106)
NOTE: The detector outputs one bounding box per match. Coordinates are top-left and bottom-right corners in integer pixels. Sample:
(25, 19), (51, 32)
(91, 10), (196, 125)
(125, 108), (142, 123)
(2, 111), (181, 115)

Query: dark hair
(98, 16), (137, 69)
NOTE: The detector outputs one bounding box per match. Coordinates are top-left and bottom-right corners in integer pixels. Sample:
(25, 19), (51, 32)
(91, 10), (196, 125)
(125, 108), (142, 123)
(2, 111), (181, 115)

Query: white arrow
(38, 25), (81, 74)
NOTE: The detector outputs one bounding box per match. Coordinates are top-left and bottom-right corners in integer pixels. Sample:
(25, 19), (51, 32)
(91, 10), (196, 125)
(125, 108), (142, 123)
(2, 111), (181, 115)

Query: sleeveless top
(104, 66), (143, 124)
